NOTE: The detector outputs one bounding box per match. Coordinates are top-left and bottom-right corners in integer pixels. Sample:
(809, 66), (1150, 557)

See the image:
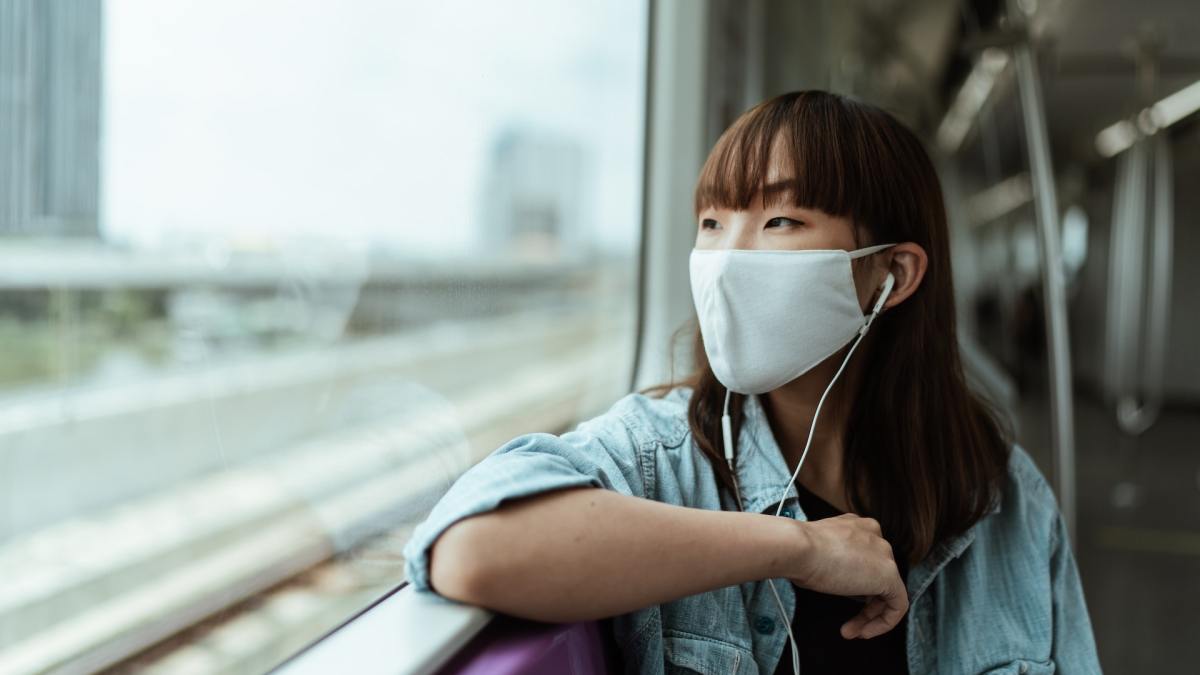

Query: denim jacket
(403, 387), (1102, 674)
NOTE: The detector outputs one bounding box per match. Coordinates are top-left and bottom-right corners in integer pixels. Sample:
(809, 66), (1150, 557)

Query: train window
(0, 0), (647, 672)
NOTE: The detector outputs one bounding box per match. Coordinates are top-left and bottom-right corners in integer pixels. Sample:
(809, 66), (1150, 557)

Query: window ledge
(272, 584), (491, 675)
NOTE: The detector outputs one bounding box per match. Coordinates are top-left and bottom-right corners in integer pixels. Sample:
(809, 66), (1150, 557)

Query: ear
(879, 242), (927, 311)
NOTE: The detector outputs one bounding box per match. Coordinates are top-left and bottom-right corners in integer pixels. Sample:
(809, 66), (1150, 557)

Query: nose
(715, 216), (757, 250)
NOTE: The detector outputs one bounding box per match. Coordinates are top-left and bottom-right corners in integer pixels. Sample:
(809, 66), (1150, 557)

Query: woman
(403, 91), (1101, 674)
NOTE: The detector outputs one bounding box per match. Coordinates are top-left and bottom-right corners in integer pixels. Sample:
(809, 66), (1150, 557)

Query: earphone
(861, 272), (896, 335)
(722, 270), (895, 674)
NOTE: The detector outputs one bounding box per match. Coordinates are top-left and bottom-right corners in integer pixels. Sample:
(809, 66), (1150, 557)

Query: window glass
(0, 1), (647, 671)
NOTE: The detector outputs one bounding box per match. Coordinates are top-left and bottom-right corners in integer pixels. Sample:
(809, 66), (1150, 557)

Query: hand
(786, 513), (909, 639)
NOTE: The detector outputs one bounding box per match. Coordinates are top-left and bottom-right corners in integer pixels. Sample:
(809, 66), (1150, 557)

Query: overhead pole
(1007, 0), (1078, 543)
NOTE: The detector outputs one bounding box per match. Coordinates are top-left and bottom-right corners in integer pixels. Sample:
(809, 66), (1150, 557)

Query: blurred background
(0, 0), (1196, 673)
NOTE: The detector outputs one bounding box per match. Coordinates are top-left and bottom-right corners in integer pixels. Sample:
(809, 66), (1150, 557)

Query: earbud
(871, 272), (896, 315)
(859, 272), (896, 336)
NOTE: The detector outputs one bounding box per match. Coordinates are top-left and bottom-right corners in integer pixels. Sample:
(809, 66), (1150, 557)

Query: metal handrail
(1010, 15), (1078, 543)
(1105, 138), (1149, 424)
(1142, 134), (1175, 422)
(1109, 134), (1174, 434)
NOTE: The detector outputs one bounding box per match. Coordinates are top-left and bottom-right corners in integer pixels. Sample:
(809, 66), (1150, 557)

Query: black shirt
(771, 485), (909, 675)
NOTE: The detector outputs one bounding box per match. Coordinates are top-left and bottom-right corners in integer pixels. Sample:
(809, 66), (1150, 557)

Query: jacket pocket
(663, 632), (757, 675)
(981, 658), (1056, 674)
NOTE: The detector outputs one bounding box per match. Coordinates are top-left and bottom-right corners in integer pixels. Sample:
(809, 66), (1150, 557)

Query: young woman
(403, 91), (1102, 674)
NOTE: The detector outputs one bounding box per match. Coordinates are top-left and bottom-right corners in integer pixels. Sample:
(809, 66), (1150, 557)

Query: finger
(857, 613), (898, 639)
(859, 592), (909, 639)
(840, 599), (887, 639)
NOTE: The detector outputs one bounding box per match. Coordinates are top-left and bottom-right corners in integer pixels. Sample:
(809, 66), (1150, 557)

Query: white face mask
(689, 243), (895, 395)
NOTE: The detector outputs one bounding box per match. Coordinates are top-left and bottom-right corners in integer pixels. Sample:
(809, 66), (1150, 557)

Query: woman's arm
(430, 487), (792, 620)
(430, 486), (907, 637)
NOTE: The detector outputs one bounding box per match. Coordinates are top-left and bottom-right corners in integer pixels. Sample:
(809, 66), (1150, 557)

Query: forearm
(428, 487), (801, 622)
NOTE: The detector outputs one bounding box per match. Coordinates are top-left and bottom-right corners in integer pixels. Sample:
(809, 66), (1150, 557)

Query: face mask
(689, 243), (895, 395)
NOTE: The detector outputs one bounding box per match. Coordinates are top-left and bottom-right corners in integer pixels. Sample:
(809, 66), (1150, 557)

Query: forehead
(753, 133), (798, 206)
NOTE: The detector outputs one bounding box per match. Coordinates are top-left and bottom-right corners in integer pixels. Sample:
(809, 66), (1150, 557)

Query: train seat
(435, 615), (613, 675)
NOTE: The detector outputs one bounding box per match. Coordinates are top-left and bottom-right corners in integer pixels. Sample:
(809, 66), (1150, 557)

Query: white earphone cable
(722, 274), (893, 673)
(772, 271), (893, 518)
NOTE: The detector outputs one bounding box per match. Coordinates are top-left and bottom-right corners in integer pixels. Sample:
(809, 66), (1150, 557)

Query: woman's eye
(765, 216), (800, 229)
(700, 218), (720, 230)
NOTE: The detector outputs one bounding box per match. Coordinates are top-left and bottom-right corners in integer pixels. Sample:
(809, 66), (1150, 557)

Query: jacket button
(1018, 665), (1029, 674)
(753, 615), (776, 635)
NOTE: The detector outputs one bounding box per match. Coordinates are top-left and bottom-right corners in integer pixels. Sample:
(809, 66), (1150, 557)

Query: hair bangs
(692, 92), (881, 231)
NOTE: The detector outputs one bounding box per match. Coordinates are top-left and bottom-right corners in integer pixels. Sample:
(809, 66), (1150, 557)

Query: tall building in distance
(477, 127), (591, 260)
(0, 0), (103, 237)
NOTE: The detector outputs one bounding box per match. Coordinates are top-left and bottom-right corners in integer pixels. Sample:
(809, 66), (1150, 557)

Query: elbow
(428, 517), (501, 605)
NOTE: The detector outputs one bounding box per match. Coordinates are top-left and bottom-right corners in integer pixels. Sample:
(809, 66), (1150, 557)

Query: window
(0, 1), (647, 672)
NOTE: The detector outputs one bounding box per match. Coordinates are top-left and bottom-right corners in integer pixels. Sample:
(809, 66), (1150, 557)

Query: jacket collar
(731, 393), (800, 516)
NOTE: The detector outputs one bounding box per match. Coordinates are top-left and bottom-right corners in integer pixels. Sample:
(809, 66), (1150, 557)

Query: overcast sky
(102, 0), (646, 257)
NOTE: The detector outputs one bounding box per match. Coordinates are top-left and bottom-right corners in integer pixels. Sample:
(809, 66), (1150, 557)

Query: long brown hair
(648, 90), (1010, 565)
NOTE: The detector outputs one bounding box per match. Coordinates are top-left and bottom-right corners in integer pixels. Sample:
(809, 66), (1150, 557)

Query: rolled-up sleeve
(402, 414), (646, 593)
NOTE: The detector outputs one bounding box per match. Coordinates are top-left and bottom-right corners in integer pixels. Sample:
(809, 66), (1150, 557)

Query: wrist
(758, 514), (810, 580)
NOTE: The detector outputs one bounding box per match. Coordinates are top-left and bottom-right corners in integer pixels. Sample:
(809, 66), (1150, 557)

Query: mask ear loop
(723, 271), (895, 674)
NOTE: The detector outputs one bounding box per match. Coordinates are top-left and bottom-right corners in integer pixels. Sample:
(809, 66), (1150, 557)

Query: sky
(101, 0), (647, 257)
